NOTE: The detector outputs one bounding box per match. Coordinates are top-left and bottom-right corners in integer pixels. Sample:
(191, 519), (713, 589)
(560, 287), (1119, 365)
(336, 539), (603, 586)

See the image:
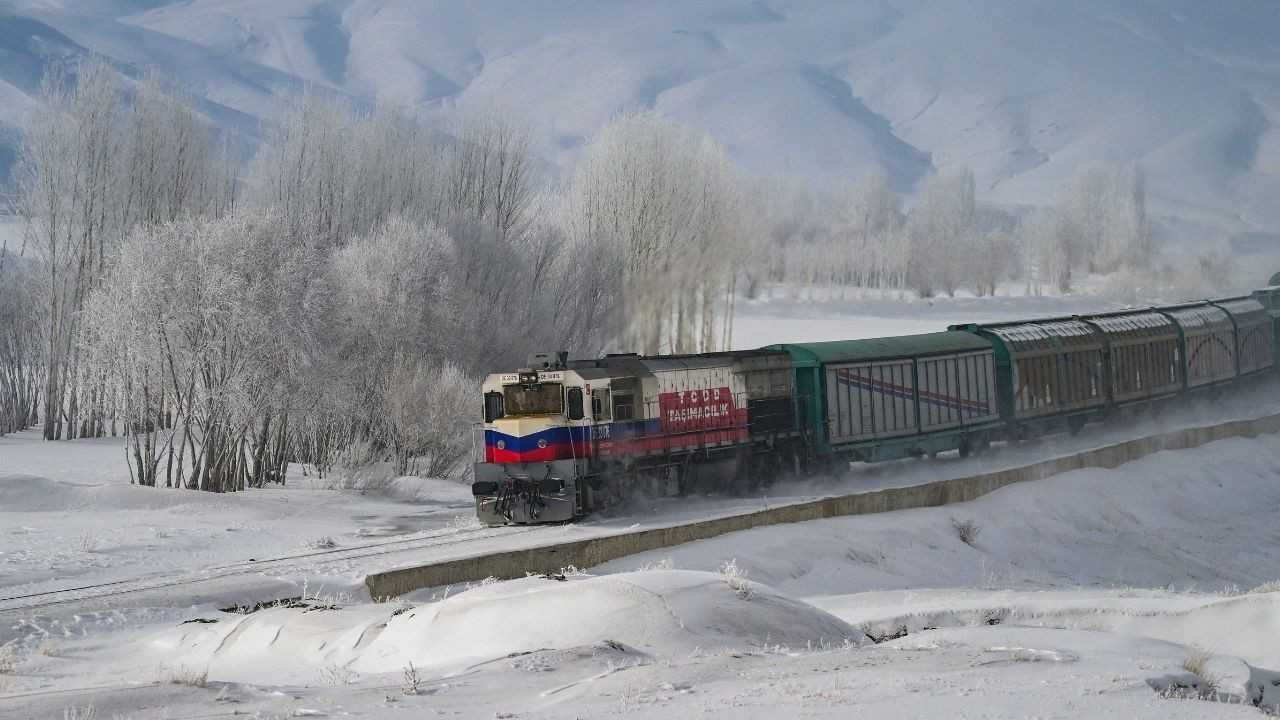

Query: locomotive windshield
(503, 383), (564, 416)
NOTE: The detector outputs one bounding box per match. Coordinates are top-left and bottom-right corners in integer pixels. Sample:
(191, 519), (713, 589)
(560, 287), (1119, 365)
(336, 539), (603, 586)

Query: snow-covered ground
(3, 293), (1280, 718)
(4, 367), (1279, 618)
(3, 429), (1280, 718)
(731, 282), (1120, 349)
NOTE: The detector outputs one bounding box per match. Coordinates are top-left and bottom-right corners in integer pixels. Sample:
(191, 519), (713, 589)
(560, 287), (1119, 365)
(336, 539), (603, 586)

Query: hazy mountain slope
(0, 0), (1277, 241)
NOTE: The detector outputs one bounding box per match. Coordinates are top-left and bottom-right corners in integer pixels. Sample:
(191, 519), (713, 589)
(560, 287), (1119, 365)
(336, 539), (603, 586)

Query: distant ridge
(0, 0), (1277, 243)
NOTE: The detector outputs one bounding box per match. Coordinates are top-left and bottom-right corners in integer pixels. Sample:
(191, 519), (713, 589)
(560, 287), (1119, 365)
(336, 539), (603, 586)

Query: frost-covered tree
(742, 179), (822, 293)
(0, 257), (41, 434)
(80, 211), (330, 490)
(14, 61), (123, 441)
(1057, 163), (1154, 278)
(567, 110), (744, 354)
(906, 167), (976, 297)
(122, 72), (233, 227)
(381, 361), (474, 478)
(831, 168), (902, 289)
(248, 89), (359, 243)
(440, 114), (538, 242)
(12, 61), (233, 441)
(970, 229), (1018, 297)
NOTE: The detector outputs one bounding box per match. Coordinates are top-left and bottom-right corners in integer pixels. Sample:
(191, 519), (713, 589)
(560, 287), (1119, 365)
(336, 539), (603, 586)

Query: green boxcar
(1252, 283), (1280, 362)
(770, 333), (1001, 462)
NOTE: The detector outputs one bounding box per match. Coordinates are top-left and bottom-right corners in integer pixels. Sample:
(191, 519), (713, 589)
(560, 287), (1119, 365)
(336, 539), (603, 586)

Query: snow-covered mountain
(1, 0), (1278, 242)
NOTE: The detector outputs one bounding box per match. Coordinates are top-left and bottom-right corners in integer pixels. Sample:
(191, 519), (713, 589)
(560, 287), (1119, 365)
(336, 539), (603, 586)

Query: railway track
(8, 405), (1280, 617)
(0, 523), (541, 615)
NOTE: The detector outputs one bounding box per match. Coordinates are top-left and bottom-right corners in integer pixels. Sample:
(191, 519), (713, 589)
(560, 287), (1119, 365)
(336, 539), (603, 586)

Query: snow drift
(158, 569), (865, 683)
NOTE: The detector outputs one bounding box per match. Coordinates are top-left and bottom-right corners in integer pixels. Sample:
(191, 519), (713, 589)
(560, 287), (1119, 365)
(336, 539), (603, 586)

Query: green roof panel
(769, 331), (993, 367)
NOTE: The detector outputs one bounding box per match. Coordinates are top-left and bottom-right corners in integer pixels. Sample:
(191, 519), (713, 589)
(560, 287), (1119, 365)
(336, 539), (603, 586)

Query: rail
(367, 410), (1280, 599)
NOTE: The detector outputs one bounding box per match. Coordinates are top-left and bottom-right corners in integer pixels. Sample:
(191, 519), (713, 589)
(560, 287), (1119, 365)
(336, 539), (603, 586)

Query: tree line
(0, 61), (749, 488)
(0, 59), (1237, 490)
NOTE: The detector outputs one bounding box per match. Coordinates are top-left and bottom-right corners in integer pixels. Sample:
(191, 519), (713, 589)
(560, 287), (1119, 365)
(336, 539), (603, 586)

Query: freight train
(471, 279), (1280, 524)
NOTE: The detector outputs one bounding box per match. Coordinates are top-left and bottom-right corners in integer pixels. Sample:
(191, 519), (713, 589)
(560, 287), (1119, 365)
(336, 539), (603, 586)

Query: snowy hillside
(0, 0), (1278, 241)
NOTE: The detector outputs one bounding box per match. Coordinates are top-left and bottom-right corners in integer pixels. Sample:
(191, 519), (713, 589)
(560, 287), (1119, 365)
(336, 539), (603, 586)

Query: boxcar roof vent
(528, 351), (568, 371)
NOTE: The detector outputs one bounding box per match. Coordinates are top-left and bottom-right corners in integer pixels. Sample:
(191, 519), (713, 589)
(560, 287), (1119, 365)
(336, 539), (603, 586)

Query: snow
(149, 569), (862, 688)
(0, 428), (476, 605)
(3, 293), (1280, 717)
(4, 425), (1280, 716)
(731, 282), (1122, 348)
(0, 2), (1278, 243)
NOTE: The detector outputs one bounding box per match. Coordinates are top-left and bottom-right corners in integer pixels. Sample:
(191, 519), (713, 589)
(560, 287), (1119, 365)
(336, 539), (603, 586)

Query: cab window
(502, 383), (564, 416)
(484, 391), (504, 422)
(612, 393), (634, 421)
(567, 387), (585, 420)
(591, 388), (611, 421)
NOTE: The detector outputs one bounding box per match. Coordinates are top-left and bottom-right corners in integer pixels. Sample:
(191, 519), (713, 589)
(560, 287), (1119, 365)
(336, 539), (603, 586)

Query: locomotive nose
(487, 416), (570, 462)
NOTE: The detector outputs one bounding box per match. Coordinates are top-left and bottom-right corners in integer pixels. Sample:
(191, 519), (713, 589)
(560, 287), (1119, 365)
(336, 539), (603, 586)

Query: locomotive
(471, 280), (1280, 524)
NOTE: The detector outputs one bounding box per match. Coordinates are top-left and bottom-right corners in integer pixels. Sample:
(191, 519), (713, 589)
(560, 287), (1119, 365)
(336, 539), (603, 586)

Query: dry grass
(636, 557), (675, 572)
(317, 663), (358, 686)
(76, 533), (100, 553)
(62, 704), (97, 720)
(719, 558), (755, 600)
(0, 644), (20, 674)
(156, 664), (208, 688)
(214, 684), (235, 703)
(952, 518), (982, 546)
(1182, 651), (1222, 695)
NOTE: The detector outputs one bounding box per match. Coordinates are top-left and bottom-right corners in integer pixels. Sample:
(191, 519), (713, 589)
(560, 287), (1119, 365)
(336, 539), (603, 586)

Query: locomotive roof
(769, 331), (992, 366)
(568, 348), (786, 368)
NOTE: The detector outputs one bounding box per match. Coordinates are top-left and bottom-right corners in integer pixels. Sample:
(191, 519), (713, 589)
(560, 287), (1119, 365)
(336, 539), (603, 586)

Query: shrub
(952, 518), (982, 546)
(402, 661), (422, 695)
(301, 536), (337, 550)
(327, 438), (398, 495)
(719, 558), (755, 600)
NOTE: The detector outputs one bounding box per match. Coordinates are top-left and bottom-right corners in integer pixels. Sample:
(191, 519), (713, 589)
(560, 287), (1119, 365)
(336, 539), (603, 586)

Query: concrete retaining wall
(365, 412), (1280, 599)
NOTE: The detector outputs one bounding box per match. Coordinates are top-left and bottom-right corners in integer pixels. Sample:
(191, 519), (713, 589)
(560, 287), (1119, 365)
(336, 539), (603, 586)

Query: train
(471, 276), (1280, 524)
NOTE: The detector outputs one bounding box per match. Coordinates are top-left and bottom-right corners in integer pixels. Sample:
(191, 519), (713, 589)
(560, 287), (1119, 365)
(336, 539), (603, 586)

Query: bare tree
(440, 114), (538, 242)
(905, 167), (976, 298)
(12, 61), (233, 441)
(1058, 163), (1154, 278)
(567, 110), (744, 354)
(381, 361), (474, 478)
(0, 257), (41, 434)
(80, 211), (330, 490)
(13, 61), (123, 440)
